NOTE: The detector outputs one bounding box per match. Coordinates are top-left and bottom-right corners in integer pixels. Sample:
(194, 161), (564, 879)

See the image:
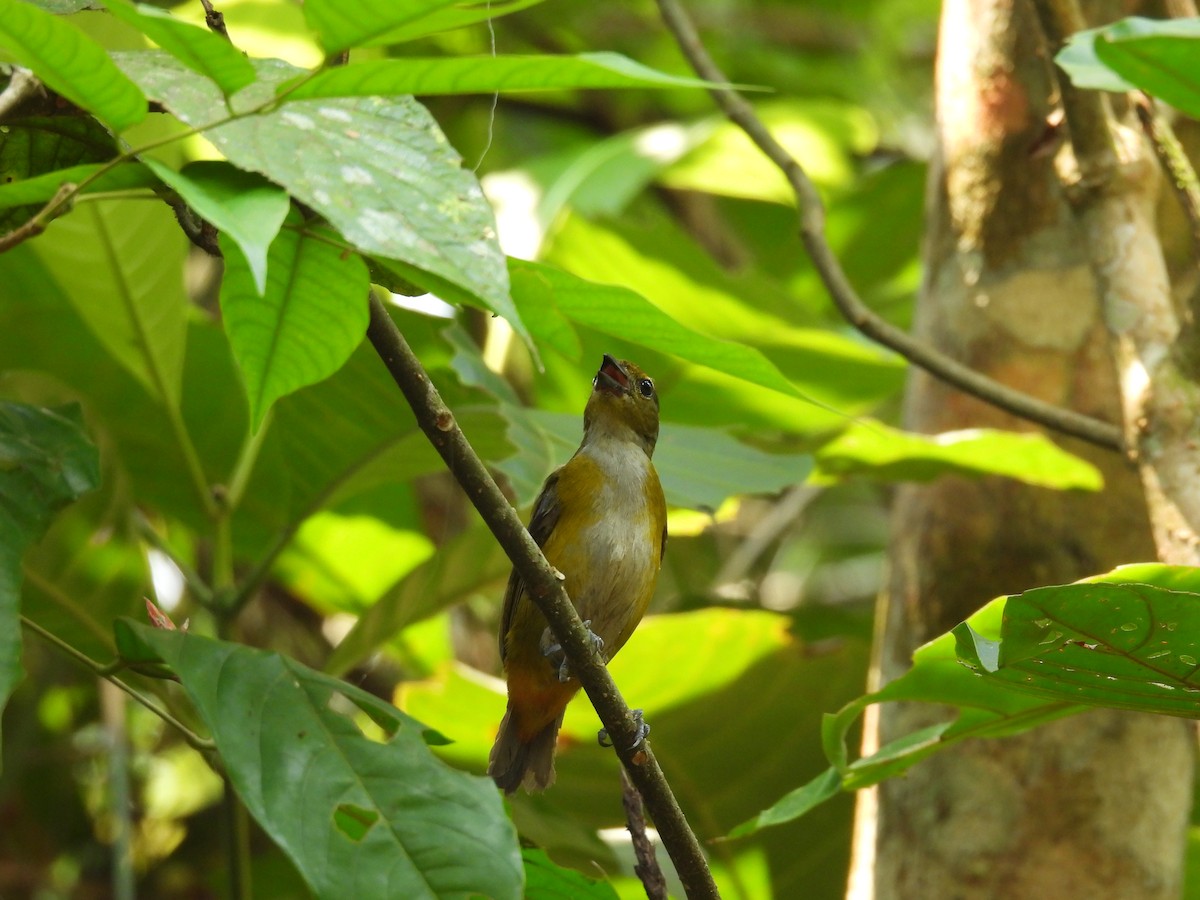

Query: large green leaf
(954, 565), (1200, 716)
(114, 51), (524, 341)
(742, 565), (1200, 837)
(0, 243), (206, 522)
(0, 403), (99, 746)
(1057, 18), (1200, 116)
(509, 260), (801, 401)
(372, 0), (548, 44)
(302, 0), (471, 53)
(116, 621), (523, 900)
(281, 53), (725, 101)
(31, 198), (189, 408)
(273, 508), (433, 616)
(1055, 25), (1137, 92)
(732, 593), (1086, 837)
(813, 421), (1104, 491)
(540, 214), (905, 424)
(100, 0), (257, 97)
(145, 159), (290, 295)
(220, 220), (369, 430)
(523, 848), (618, 900)
(0, 0), (146, 132)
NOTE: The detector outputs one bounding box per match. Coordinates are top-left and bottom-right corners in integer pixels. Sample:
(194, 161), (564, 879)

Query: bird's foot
(598, 708), (650, 750)
(540, 621), (604, 683)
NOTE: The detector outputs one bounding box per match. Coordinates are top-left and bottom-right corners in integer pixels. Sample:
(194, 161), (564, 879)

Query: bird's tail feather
(488, 706), (564, 794)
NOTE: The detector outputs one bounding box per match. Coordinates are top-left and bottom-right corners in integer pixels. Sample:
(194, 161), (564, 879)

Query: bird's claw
(540, 621), (604, 684)
(598, 708), (650, 750)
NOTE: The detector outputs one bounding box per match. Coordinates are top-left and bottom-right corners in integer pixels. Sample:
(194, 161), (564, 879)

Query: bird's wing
(498, 468), (562, 661)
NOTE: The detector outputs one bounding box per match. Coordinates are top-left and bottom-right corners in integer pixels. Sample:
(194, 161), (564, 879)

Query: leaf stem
(222, 775), (254, 900)
(20, 615), (216, 754)
(227, 407), (273, 512)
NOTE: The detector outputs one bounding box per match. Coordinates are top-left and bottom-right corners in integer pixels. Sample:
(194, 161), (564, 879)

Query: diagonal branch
(363, 294), (719, 900)
(654, 0), (1123, 452)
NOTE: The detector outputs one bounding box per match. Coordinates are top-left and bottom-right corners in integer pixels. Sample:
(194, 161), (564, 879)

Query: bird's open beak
(594, 354), (630, 396)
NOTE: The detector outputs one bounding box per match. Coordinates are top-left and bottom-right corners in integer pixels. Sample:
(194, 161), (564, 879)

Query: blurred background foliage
(0, 0), (973, 896)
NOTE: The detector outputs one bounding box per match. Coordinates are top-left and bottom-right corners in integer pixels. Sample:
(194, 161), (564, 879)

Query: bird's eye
(638, 378), (654, 398)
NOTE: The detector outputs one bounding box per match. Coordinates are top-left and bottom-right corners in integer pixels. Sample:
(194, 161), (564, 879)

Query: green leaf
(146, 159), (289, 294)
(953, 565), (1200, 717)
(302, 0), (470, 53)
(374, 0), (547, 44)
(273, 509), (434, 615)
(509, 260), (803, 402)
(728, 767), (841, 839)
(1055, 26), (1138, 92)
(813, 421), (1104, 490)
(219, 220), (369, 431)
(115, 52), (524, 342)
(742, 592), (1090, 835)
(325, 523), (510, 676)
(116, 621), (522, 900)
(1092, 17), (1200, 118)
(0, 403), (99, 747)
(100, 0), (257, 97)
(523, 847), (618, 900)
(0, 0), (146, 131)
(281, 53), (728, 101)
(540, 213), (905, 428)
(31, 198), (188, 407)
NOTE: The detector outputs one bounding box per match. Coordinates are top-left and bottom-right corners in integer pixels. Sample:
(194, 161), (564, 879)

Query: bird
(488, 354), (667, 793)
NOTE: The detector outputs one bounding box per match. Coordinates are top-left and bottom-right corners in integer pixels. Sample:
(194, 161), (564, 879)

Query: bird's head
(583, 354), (660, 457)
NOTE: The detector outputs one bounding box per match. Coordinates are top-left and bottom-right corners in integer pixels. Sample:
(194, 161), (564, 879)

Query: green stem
(165, 382), (218, 520)
(222, 773), (255, 900)
(227, 407), (273, 511)
(213, 513), (235, 593)
(20, 615), (215, 754)
(101, 684), (136, 900)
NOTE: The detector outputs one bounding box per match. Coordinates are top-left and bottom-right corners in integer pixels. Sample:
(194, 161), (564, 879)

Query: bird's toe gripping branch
(540, 620), (605, 684)
(599, 708), (650, 751)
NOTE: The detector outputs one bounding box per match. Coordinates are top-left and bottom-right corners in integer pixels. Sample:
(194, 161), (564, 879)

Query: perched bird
(488, 354), (667, 793)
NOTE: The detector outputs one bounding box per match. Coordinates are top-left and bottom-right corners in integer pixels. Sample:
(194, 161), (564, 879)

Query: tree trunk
(848, 1), (1195, 897)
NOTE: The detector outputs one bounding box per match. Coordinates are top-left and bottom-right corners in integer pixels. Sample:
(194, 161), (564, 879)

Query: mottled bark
(849, 1), (1195, 897)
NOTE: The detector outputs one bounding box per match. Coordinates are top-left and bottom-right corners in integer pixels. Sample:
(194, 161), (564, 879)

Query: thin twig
(621, 768), (669, 900)
(364, 295), (719, 900)
(0, 182), (75, 253)
(653, 0), (1123, 452)
(199, 0), (231, 40)
(1133, 94), (1200, 301)
(20, 615), (216, 754)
